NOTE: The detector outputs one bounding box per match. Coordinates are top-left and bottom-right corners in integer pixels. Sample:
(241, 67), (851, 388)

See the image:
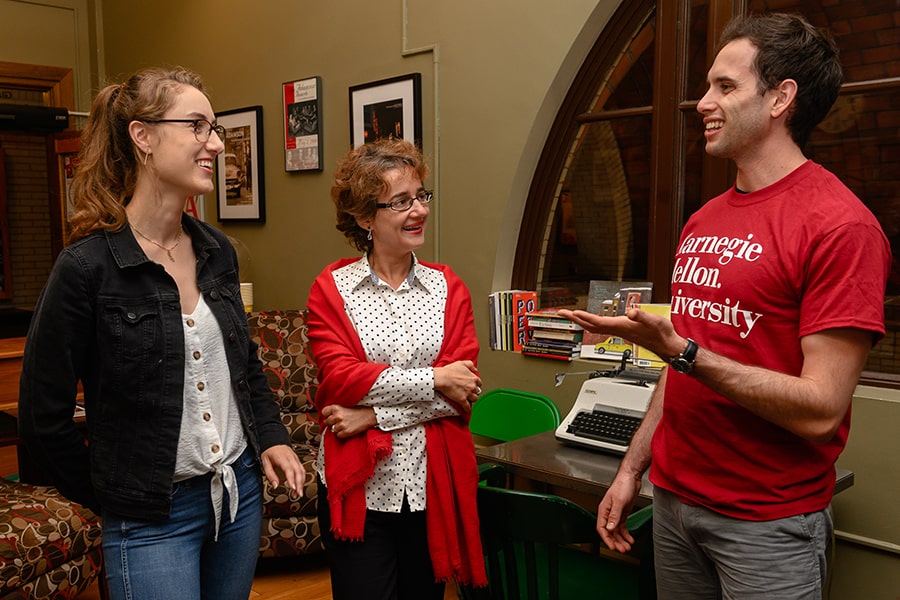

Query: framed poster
(283, 76), (323, 172)
(184, 195), (205, 221)
(215, 106), (265, 222)
(349, 73), (422, 148)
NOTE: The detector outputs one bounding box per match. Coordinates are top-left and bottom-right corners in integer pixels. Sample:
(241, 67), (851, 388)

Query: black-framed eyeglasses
(143, 118), (226, 143)
(376, 190), (434, 212)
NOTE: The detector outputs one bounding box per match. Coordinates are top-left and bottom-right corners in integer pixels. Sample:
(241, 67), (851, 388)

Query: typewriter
(555, 364), (658, 454)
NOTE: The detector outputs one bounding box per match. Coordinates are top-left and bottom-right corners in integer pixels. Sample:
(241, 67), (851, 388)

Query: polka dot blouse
(314, 254), (460, 513)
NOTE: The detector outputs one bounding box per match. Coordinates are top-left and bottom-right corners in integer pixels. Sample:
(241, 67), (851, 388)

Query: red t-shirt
(650, 160), (891, 520)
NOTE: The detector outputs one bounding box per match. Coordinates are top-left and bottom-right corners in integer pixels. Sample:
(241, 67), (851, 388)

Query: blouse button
(193, 350), (201, 360)
(186, 318), (195, 327)
(203, 412), (211, 421)
(197, 381), (205, 391)
(211, 444), (220, 453)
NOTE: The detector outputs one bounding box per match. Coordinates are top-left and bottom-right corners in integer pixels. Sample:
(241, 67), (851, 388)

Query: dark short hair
(717, 12), (842, 147)
(331, 138), (430, 252)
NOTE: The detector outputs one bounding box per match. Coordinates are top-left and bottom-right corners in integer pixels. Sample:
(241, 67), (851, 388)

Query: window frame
(513, 0), (898, 388)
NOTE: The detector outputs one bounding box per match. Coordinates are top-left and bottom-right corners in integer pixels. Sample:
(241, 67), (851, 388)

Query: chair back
(462, 465), (655, 600)
(469, 388), (561, 442)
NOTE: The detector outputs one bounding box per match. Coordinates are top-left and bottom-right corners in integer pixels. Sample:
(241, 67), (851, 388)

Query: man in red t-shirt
(560, 13), (891, 600)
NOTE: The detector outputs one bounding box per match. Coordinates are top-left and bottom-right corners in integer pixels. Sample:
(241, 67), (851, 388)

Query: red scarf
(307, 258), (487, 586)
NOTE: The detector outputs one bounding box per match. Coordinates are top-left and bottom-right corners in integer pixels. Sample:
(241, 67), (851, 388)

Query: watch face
(670, 357), (693, 374)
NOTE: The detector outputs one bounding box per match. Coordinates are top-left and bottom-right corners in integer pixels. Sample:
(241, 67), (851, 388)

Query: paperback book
(632, 302), (671, 368)
(525, 309), (583, 331)
(488, 290), (537, 351)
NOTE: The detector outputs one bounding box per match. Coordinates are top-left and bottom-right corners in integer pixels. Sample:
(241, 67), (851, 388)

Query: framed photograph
(216, 106), (265, 222)
(349, 73), (422, 148)
(283, 76), (323, 172)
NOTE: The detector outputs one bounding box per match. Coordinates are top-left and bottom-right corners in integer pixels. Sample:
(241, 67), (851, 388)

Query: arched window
(514, 0), (900, 383)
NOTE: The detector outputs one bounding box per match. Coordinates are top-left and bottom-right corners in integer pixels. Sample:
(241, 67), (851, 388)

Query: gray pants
(653, 487), (833, 600)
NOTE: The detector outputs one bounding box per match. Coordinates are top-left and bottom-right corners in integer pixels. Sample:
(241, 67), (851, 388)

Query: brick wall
(0, 133), (54, 310)
(867, 327), (899, 374)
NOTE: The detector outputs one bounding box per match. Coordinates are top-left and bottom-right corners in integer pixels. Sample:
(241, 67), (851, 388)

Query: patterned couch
(248, 309), (324, 557)
(0, 309), (320, 600)
(0, 480), (103, 599)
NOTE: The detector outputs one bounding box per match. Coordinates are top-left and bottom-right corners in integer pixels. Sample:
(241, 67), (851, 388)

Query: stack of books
(521, 310), (583, 361)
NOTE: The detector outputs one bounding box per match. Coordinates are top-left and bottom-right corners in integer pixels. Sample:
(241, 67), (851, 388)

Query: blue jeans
(101, 447), (263, 600)
(652, 487), (833, 600)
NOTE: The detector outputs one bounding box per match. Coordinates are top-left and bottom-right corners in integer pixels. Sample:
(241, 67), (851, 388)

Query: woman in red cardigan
(307, 138), (487, 599)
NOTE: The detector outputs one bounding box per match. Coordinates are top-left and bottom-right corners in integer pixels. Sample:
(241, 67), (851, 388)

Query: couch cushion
(248, 310), (318, 414)
(258, 515), (322, 558)
(283, 413), (321, 448)
(0, 481), (102, 598)
(262, 448), (318, 519)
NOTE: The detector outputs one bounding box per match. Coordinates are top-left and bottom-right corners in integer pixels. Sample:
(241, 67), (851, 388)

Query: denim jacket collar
(104, 214), (222, 270)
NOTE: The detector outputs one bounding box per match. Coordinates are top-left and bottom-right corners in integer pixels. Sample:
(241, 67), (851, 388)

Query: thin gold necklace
(131, 223), (184, 262)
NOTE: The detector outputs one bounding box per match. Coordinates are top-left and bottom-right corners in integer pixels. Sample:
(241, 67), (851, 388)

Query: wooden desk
(1, 335), (83, 417)
(0, 410), (17, 448)
(476, 430), (653, 508)
(0, 334), (87, 481)
(0, 336), (26, 413)
(476, 430), (854, 507)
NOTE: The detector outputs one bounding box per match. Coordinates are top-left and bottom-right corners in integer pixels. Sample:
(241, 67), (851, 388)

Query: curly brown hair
(331, 138), (430, 252)
(67, 67), (208, 244)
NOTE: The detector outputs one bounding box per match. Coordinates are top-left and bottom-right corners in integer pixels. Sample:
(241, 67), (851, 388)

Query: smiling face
(697, 38), (777, 163)
(362, 166), (429, 260)
(140, 84), (224, 198)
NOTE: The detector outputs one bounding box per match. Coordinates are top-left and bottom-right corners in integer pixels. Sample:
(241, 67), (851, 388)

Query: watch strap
(669, 338), (698, 374)
(680, 338), (698, 362)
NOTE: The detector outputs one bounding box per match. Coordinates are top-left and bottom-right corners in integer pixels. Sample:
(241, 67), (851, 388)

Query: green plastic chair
(461, 464), (656, 600)
(469, 388), (561, 443)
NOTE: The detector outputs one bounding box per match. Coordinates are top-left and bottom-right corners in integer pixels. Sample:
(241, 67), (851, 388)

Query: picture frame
(349, 73), (422, 148)
(216, 106), (265, 222)
(283, 76), (323, 172)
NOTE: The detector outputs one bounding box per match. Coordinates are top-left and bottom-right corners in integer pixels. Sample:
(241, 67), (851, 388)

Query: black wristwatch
(669, 338), (698, 374)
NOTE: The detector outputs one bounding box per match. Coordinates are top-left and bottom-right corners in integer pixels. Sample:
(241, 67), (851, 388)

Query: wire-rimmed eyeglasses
(143, 119), (226, 143)
(376, 190), (434, 212)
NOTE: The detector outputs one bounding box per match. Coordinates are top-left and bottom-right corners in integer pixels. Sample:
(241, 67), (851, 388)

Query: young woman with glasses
(18, 66), (305, 600)
(307, 138), (488, 599)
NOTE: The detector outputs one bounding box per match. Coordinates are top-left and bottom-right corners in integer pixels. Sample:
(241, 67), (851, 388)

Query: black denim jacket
(18, 216), (289, 521)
